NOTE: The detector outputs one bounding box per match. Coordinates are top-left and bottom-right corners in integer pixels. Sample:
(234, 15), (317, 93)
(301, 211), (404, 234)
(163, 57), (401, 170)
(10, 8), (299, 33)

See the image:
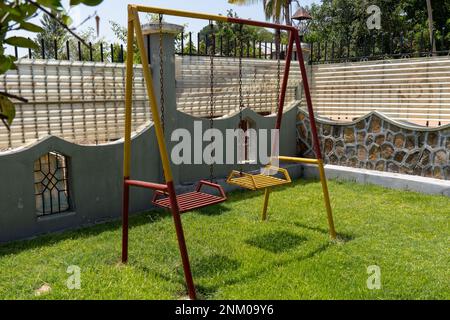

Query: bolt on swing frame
(122, 4), (337, 300)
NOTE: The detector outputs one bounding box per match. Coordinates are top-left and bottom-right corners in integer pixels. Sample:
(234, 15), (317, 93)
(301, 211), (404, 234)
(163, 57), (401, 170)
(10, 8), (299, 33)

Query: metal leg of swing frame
(166, 181), (197, 300)
(121, 180), (130, 263)
(127, 8), (197, 300)
(317, 160), (337, 240)
(261, 187), (271, 221)
(291, 31), (337, 241)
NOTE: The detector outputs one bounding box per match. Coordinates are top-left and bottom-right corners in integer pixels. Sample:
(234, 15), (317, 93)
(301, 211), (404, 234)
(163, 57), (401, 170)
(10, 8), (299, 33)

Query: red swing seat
(152, 180), (227, 213)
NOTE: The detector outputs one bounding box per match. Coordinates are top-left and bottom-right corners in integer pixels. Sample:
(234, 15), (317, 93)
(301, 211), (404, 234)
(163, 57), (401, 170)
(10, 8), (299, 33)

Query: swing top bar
(130, 5), (298, 32)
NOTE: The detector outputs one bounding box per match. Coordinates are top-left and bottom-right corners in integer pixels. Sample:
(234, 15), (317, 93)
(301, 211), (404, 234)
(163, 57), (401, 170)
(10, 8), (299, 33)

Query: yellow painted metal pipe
(132, 5), (228, 22)
(131, 8), (173, 183)
(278, 156), (319, 165)
(130, 4), (296, 32)
(123, 12), (134, 178)
(261, 188), (271, 221)
(317, 160), (337, 240)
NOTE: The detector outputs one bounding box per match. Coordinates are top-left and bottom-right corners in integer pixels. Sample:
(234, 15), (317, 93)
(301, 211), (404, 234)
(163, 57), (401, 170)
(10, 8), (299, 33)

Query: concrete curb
(303, 164), (450, 197)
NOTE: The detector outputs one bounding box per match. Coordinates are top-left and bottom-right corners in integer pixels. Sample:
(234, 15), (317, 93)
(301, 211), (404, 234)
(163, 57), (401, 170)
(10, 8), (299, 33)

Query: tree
(0, 0), (103, 130)
(110, 20), (141, 64)
(33, 13), (68, 59)
(304, 0), (450, 58)
(110, 14), (189, 62)
(70, 27), (114, 62)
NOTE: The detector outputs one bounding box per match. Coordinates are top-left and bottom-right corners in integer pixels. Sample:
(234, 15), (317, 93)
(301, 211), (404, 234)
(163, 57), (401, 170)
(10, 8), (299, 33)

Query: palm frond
(228, 0), (261, 5)
(229, 0), (290, 24)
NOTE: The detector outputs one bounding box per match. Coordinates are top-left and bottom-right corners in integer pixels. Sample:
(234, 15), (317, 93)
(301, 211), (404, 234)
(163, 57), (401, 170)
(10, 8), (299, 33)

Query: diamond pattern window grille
(34, 152), (70, 216)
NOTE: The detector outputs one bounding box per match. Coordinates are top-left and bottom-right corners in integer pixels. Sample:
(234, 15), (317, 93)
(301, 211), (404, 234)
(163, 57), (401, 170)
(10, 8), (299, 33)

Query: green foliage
(0, 55), (17, 74)
(305, 0), (450, 56)
(0, 0), (103, 129)
(109, 20), (141, 64)
(182, 40), (197, 54)
(4, 36), (37, 48)
(71, 27), (115, 62)
(0, 95), (16, 129)
(32, 13), (68, 59)
(70, 0), (102, 5)
(18, 22), (43, 33)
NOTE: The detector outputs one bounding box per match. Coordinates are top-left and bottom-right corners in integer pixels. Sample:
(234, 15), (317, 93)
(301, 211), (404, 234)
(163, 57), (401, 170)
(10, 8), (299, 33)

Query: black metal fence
(10, 33), (290, 63)
(310, 29), (450, 64)
(10, 28), (450, 64)
(12, 38), (126, 63)
(174, 31), (293, 60)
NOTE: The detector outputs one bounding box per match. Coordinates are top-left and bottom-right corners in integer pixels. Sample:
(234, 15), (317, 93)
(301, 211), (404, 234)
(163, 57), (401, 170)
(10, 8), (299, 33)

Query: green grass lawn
(0, 179), (449, 300)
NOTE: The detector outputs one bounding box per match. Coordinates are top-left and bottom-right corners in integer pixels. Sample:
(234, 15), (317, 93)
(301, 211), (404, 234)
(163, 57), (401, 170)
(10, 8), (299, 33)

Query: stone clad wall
(297, 109), (450, 180)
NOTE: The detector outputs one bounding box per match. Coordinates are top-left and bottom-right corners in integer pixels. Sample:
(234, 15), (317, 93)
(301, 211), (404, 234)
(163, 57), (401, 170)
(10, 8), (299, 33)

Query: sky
(7, 0), (319, 55)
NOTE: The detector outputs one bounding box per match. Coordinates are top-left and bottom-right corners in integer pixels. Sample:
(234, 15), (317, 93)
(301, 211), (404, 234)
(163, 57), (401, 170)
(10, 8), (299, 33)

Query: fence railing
(309, 29), (450, 64)
(11, 28), (449, 65)
(174, 31), (295, 60)
(9, 33), (296, 63)
(10, 38), (127, 63)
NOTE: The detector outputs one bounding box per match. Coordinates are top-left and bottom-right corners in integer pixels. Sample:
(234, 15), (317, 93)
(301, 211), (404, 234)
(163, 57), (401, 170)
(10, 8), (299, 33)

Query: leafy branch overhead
(0, 0), (103, 130)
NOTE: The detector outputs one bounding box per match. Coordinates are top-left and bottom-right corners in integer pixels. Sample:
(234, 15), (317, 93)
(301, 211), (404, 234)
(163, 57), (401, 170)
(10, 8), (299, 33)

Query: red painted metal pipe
(125, 179), (168, 191)
(275, 31), (295, 131)
(196, 180), (227, 199)
(293, 33), (323, 160)
(166, 181), (197, 300)
(228, 17), (296, 32)
(268, 31), (295, 157)
(121, 178), (130, 263)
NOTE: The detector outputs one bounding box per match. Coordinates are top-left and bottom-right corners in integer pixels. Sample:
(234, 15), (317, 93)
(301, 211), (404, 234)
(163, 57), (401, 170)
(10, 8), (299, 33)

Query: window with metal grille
(34, 152), (70, 216)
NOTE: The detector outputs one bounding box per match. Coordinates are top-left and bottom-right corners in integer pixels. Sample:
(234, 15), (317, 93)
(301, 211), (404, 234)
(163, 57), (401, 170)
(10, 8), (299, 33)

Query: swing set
(121, 4), (336, 300)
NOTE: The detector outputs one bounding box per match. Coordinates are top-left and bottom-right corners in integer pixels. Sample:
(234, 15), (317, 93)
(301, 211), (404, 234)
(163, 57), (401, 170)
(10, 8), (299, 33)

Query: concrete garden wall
(0, 23), (298, 243)
(0, 103), (297, 243)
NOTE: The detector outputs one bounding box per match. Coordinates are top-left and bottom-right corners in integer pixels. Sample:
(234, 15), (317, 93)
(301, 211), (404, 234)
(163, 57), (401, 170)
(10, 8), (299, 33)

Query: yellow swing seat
(226, 165), (291, 191)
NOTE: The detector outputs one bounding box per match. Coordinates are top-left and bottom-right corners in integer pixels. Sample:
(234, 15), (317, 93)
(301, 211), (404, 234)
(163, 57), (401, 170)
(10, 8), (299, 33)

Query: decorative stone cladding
(297, 109), (450, 180)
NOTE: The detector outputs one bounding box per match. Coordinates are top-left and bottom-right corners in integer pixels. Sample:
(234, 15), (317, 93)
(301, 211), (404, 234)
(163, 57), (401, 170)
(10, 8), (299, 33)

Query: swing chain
(238, 23), (244, 125)
(209, 20), (215, 182)
(159, 14), (165, 132)
(238, 23), (244, 174)
(276, 29), (281, 114)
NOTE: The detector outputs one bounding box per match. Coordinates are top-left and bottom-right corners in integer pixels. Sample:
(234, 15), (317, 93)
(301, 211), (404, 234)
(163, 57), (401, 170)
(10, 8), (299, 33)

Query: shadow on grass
(145, 238), (333, 300)
(193, 241), (333, 299)
(245, 230), (307, 253)
(191, 254), (241, 278)
(194, 204), (232, 216)
(293, 222), (355, 243)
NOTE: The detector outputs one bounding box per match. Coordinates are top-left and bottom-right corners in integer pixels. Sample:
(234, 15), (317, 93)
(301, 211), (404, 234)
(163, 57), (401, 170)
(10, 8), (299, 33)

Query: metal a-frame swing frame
(122, 4), (337, 301)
